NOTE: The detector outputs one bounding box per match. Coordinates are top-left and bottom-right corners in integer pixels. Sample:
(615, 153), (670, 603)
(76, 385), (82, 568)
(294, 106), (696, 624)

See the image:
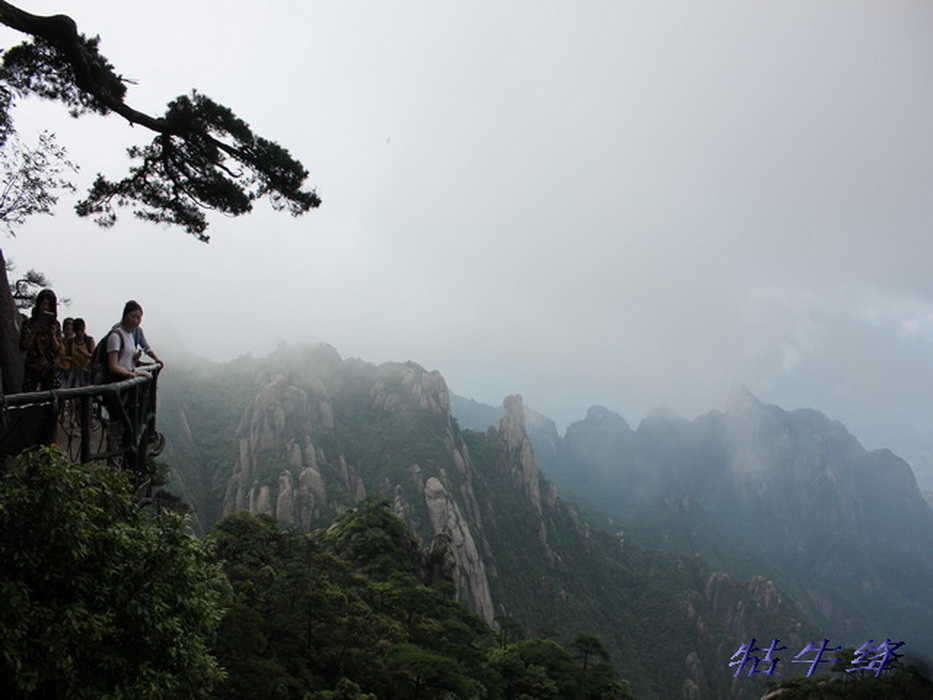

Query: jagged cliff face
(217, 346), (496, 623)
(224, 370), (350, 527)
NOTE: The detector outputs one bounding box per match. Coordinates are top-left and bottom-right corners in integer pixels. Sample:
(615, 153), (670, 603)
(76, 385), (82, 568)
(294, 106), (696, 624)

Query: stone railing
(0, 364), (163, 496)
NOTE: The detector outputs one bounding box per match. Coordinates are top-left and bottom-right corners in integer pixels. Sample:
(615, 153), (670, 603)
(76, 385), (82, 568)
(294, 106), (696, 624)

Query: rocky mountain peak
(584, 404), (631, 431)
(499, 394), (527, 450)
(369, 362), (451, 415)
(498, 395), (545, 515)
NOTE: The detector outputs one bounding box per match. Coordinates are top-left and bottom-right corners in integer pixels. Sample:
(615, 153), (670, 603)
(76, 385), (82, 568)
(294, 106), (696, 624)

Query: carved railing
(0, 364), (163, 496)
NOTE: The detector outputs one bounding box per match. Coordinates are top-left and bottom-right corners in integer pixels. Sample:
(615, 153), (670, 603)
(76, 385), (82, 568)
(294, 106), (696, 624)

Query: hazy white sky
(4, 1), (933, 483)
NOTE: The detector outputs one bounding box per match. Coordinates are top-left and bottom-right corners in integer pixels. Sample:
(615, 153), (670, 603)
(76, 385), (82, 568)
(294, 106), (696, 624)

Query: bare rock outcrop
(423, 475), (496, 623)
(499, 394), (544, 515)
(370, 363), (451, 414)
(219, 353), (497, 624)
(223, 373), (333, 528)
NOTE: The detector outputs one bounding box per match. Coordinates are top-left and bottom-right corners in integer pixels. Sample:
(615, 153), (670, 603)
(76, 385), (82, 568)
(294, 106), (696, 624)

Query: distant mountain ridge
(516, 386), (933, 669)
(158, 344), (820, 699)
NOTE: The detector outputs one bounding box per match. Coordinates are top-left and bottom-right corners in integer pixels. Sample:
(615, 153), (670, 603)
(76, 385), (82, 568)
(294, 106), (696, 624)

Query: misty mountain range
(157, 343), (933, 698)
(456, 387), (933, 664)
(738, 312), (933, 494)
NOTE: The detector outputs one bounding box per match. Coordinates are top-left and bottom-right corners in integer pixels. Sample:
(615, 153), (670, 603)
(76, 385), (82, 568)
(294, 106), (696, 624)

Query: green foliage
(208, 504), (634, 699)
(209, 512), (365, 698)
(0, 5), (319, 240)
(253, 450), (291, 488)
(75, 90), (319, 239)
(384, 643), (477, 698)
(1, 33), (122, 119)
(308, 678), (377, 700)
(495, 615), (526, 648)
(568, 633), (610, 671)
(489, 638), (635, 700)
(322, 499), (422, 581)
(209, 505), (494, 698)
(763, 658), (933, 698)
(0, 446), (228, 699)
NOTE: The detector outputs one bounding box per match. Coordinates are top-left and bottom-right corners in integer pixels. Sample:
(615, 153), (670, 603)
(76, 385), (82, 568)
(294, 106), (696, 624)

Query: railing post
(130, 382), (140, 473)
(79, 395), (91, 463)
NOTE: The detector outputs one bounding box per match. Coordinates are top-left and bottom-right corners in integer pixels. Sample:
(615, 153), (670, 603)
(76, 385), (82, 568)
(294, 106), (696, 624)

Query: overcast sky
(4, 1), (933, 485)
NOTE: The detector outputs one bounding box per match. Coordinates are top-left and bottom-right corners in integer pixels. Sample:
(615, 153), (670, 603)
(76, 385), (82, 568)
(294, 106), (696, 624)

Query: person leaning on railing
(106, 300), (163, 379)
(100, 300), (164, 462)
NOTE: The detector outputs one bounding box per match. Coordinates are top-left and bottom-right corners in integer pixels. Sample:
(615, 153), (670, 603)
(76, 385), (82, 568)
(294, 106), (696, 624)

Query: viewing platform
(0, 364), (164, 497)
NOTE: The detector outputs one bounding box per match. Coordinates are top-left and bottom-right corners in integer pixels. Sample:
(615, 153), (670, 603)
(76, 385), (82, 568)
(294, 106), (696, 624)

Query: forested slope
(158, 345), (821, 699)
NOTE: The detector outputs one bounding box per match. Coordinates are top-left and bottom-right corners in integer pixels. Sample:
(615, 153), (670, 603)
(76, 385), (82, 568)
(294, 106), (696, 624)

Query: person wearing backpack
(106, 300), (163, 379)
(99, 300), (165, 459)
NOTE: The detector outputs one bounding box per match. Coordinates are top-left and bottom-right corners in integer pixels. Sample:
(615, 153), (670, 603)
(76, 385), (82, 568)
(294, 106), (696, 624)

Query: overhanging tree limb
(0, 1), (320, 241)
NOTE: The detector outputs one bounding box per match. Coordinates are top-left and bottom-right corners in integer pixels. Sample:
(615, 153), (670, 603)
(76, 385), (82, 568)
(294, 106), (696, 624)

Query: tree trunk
(0, 248), (24, 395)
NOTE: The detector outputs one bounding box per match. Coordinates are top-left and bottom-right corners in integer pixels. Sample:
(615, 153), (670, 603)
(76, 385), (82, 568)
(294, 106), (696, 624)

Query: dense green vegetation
(0, 447), (228, 699)
(208, 503), (635, 699)
(0, 448), (635, 698)
(761, 649), (933, 699)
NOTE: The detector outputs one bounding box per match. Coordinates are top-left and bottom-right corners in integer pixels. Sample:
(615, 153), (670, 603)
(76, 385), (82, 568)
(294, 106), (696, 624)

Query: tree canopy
(0, 446), (228, 698)
(208, 504), (636, 699)
(0, 130), (76, 235)
(0, 1), (320, 241)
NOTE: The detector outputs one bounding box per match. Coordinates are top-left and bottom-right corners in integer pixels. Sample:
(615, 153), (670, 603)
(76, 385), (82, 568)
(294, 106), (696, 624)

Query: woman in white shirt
(106, 300), (163, 379)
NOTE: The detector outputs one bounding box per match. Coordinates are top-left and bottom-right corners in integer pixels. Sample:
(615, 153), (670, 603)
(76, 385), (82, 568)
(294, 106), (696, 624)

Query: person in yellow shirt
(58, 317), (95, 427)
(65, 318), (95, 387)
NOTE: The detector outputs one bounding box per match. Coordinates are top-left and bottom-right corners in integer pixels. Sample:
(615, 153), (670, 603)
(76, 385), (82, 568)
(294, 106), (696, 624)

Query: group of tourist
(19, 292), (162, 393)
